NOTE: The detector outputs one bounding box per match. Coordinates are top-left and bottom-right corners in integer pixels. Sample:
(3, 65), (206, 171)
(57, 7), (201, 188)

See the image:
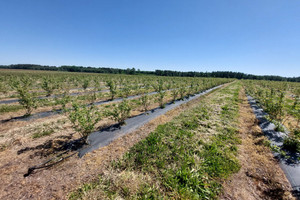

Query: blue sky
(0, 0), (299, 77)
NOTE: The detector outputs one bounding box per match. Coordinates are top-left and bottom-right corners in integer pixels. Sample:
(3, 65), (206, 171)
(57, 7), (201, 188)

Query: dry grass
(220, 87), (294, 200)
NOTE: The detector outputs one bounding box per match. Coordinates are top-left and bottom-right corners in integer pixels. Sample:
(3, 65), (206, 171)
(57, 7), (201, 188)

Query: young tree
(139, 88), (152, 111)
(171, 88), (179, 102)
(82, 79), (90, 90)
(122, 82), (132, 98)
(179, 85), (186, 100)
(152, 80), (166, 108)
(41, 76), (58, 97)
(166, 81), (172, 90)
(152, 79), (164, 93)
(0, 82), (7, 95)
(0, 77), (9, 95)
(55, 91), (71, 111)
(88, 87), (103, 105)
(11, 77), (37, 116)
(66, 102), (102, 140)
(108, 99), (132, 125)
(157, 91), (166, 108)
(106, 80), (118, 100)
(93, 78), (102, 91)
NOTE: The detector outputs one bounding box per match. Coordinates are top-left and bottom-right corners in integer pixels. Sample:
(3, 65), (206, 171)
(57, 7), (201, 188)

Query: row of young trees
(243, 80), (300, 153)
(65, 78), (229, 142)
(8, 75), (230, 142)
(1, 70), (219, 96)
(2, 72), (230, 107)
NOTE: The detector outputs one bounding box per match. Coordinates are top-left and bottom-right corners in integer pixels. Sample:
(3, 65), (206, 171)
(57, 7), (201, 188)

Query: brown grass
(220, 87), (294, 200)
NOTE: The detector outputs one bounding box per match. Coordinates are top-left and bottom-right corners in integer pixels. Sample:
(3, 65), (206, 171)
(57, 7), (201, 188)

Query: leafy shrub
(41, 77), (58, 97)
(82, 79), (90, 90)
(108, 99), (131, 125)
(121, 82), (132, 98)
(139, 93), (151, 112)
(171, 88), (179, 102)
(55, 91), (71, 111)
(66, 102), (102, 139)
(106, 80), (117, 100)
(283, 137), (300, 153)
(0, 82), (8, 94)
(10, 77), (37, 116)
(179, 86), (186, 100)
(157, 91), (166, 108)
(283, 129), (300, 153)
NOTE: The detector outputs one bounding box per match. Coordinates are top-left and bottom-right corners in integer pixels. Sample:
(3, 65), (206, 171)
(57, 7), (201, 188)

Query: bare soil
(220, 87), (295, 200)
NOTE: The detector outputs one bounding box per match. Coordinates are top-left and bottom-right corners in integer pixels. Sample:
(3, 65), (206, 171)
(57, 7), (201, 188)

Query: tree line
(1, 64), (299, 82)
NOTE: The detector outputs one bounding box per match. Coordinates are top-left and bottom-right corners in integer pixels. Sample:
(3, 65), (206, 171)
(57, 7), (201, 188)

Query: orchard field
(0, 69), (299, 199)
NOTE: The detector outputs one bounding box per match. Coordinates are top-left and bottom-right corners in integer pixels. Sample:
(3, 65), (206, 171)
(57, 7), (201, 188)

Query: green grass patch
(0, 104), (23, 113)
(32, 128), (55, 139)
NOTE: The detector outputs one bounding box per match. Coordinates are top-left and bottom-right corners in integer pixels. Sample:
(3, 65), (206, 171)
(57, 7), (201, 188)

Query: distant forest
(1, 64), (299, 82)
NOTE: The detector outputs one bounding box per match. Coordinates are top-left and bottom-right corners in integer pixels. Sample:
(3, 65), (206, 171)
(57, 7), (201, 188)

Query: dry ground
(220, 87), (295, 200)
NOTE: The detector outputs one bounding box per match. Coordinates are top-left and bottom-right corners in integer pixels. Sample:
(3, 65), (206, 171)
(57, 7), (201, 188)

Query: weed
(32, 128), (55, 139)
(0, 104), (23, 113)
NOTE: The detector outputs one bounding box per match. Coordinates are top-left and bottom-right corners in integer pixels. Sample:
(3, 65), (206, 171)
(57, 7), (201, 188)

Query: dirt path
(220, 87), (295, 200)
(0, 83), (227, 200)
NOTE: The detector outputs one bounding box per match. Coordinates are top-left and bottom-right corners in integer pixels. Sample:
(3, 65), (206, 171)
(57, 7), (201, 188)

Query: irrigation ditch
(247, 95), (300, 198)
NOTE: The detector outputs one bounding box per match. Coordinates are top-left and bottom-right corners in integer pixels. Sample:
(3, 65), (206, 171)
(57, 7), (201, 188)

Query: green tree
(171, 88), (179, 102)
(66, 102), (102, 140)
(106, 80), (118, 100)
(108, 99), (131, 125)
(139, 92), (151, 112)
(82, 79), (90, 90)
(11, 77), (37, 116)
(179, 85), (186, 100)
(41, 76), (58, 97)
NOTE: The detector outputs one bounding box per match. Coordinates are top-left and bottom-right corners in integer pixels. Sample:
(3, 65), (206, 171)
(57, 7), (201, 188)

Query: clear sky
(0, 0), (299, 77)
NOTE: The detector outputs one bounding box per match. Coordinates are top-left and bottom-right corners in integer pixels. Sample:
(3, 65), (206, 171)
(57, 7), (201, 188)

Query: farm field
(243, 80), (300, 154)
(0, 69), (299, 199)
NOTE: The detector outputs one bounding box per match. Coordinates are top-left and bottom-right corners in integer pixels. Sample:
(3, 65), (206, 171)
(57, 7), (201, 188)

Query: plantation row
(243, 80), (300, 153)
(0, 69), (231, 116)
(40, 78), (230, 141)
(0, 69), (229, 98)
(0, 70), (232, 148)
